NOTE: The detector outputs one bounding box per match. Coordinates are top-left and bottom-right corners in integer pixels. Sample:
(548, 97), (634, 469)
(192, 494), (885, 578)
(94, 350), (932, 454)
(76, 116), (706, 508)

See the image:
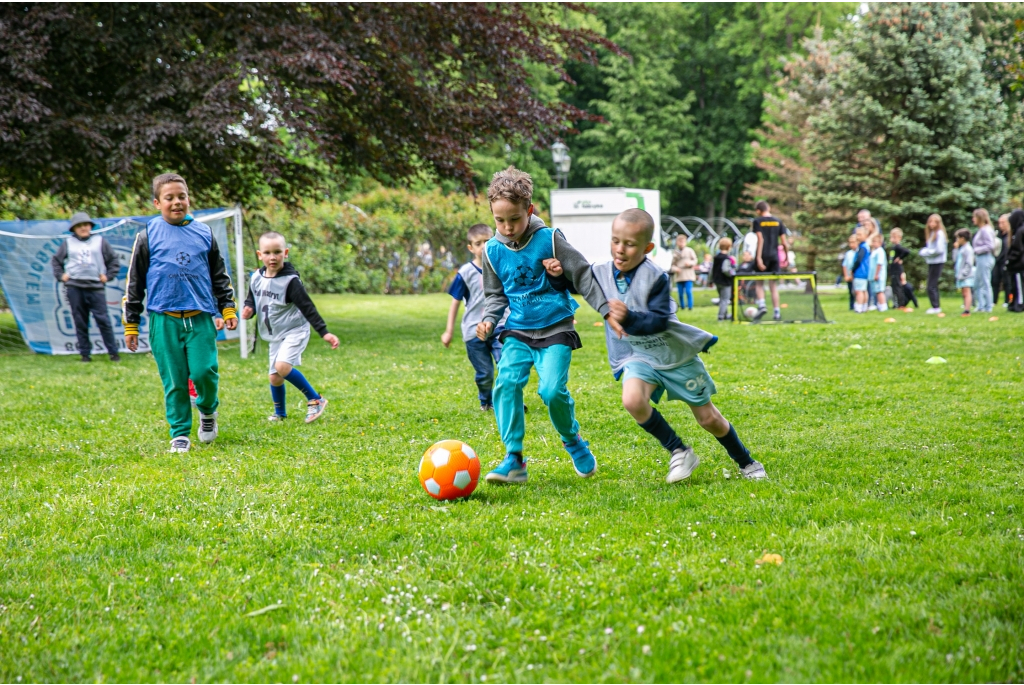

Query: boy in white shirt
(868, 233), (888, 312)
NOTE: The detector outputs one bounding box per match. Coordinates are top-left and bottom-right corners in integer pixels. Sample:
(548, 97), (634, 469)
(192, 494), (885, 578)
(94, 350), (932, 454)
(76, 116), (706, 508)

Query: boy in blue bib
(582, 209), (766, 482)
(476, 167), (625, 484)
(122, 173), (237, 453)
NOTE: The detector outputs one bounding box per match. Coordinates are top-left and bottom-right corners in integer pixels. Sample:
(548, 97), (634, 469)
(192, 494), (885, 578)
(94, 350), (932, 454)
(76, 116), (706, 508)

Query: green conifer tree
(806, 2), (1010, 274)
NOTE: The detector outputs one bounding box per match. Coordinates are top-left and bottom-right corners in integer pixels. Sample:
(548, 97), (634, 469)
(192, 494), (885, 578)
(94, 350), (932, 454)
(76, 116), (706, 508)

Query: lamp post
(551, 141), (571, 189)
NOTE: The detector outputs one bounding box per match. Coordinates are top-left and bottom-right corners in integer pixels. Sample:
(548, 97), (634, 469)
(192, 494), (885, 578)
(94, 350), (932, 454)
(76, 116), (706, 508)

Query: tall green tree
(562, 3), (854, 219)
(806, 2), (1010, 259)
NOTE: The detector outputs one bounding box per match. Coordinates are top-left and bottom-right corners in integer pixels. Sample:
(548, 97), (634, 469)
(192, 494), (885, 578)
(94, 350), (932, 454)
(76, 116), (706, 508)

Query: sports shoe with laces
(198, 412), (218, 443)
(305, 397), (328, 423)
(563, 434), (597, 478)
(485, 453), (528, 484)
(267, 413), (286, 421)
(666, 447), (700, 483)
(752, 306), (768, 322)
(739, 460), (767, 480)
(109, 353), (121, 362)
(169, 436), (191, 453)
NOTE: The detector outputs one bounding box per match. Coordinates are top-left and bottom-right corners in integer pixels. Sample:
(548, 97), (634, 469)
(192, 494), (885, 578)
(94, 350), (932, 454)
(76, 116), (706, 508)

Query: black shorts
(758, 255), (780, 273)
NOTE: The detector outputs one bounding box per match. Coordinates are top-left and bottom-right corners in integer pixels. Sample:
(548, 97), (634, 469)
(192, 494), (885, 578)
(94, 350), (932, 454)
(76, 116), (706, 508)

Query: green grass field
(1, 289), (1022, 682)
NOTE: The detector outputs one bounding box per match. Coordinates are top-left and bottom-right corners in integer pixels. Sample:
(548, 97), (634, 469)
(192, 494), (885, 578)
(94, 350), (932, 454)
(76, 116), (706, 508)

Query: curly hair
(486, 166), (533, 209)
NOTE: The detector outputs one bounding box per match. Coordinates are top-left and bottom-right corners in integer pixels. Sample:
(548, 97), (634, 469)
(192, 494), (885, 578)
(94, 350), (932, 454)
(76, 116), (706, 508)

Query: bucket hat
(67, 211), (99, 232)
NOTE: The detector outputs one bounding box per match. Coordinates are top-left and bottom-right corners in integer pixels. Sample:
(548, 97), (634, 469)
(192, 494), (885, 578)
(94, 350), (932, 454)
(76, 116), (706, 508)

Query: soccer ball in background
(419, 440), (481, 500)
(745, 306), (759, 319)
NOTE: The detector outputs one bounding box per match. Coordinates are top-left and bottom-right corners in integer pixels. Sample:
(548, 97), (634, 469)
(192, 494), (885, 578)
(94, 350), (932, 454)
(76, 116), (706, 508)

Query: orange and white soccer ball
(418, 440), (481, 500)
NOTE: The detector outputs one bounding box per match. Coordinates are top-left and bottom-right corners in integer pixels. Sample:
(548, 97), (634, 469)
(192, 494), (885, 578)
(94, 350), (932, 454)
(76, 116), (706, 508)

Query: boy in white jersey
(550, 209), (766, 482)
(441, 223), (510, 411)
(242, 232), (339, 422)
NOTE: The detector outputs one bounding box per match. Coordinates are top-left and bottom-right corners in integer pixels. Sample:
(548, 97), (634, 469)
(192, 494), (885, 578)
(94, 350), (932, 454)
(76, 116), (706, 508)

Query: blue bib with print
(145, 217), (217, 315)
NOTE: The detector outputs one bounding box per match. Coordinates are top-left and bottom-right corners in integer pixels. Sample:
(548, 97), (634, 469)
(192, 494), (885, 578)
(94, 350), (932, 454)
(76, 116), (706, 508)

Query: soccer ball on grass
(419, 440), (481, 500)
(744, 306), (759, 319)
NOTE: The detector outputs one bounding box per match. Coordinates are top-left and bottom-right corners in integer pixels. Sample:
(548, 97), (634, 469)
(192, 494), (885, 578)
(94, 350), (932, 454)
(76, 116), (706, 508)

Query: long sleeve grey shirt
(481, 215), (609, 339)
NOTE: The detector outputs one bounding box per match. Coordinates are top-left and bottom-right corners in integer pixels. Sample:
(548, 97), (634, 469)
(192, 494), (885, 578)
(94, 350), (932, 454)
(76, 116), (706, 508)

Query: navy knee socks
(716, 424), (753, 467)
(270, 384), (287, 417)
(638, 408), (686, 453)
(285, 368), (321, 401)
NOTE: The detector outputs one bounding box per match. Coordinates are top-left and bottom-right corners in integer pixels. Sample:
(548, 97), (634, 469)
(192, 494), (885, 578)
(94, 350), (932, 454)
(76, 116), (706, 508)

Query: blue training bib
(145, 217), (217, 315)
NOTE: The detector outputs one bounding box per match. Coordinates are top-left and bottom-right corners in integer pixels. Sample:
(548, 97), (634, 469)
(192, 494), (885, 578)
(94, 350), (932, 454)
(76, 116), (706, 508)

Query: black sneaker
(480, 403), (493, 412)
(79, 355), (92, 362)
(109, 353), (121, 362)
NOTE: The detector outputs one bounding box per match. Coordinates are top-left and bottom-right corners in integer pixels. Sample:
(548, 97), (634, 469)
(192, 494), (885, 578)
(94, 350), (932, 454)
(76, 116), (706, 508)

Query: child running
(123, 173), (237, 453)
(242, 232), (339, 421)
(591, 209), (765, 482)
(869, 233), (888, 312)
(476, 167), (624, 484)
(441, 223), (509, 411)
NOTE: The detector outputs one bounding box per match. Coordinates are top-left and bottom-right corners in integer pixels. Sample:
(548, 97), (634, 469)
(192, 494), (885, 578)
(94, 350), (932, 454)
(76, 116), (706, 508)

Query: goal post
(732, 271), (829, 324)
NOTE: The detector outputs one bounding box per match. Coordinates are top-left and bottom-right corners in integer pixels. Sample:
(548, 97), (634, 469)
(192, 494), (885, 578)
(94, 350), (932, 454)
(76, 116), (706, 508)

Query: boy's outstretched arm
(208, 237), (237, 329)
(121, 230), (150, 351)
(477, 252), (509, 339)
(552, 233), (609, 317)
(285, 277), (336, 347)
(441, 299), (460, 348)
(619, 273), (672, 336)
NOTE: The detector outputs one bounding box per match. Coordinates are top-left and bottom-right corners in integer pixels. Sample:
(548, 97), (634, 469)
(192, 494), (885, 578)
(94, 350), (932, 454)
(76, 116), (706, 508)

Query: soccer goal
(0, 207), (249, 357)
(732, 271), (829, 324)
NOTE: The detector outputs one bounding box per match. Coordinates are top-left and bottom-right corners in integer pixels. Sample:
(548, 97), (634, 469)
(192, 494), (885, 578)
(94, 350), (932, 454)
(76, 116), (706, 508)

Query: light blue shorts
(622, 357), (717, 407)
(853, 278), (869, 292)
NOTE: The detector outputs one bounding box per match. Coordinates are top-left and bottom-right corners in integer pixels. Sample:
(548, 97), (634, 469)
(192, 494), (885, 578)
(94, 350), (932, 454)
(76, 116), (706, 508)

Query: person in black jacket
(887, 228), (919, 309)
(1005, 209), (1024, 312)
(50, 212), (121, 361)
(993, 213), (1012, 306)
(711, 237), (736, 320)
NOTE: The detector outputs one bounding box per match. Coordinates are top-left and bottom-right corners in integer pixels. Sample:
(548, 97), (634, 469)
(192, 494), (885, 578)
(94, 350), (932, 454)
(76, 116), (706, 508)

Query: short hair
(755, 200), (769, 213)
(954, 228), (972, 242)
(487, 166), (533, 208)
(717, 237), (733, 250)
(152, 173), (188, 199)
(973, 208), (991, 226)
(870, 232), (883, 244)
(258, 231), (287, 249)
(890, 227), (903, 239)
(617, 208), (655, 244)
(467, 223), (492, 241)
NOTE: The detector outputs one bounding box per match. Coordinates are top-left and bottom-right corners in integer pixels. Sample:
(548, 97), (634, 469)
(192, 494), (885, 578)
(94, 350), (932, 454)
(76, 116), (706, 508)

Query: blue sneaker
(485, 453), (528, 484)
(563, 434), (597, 478)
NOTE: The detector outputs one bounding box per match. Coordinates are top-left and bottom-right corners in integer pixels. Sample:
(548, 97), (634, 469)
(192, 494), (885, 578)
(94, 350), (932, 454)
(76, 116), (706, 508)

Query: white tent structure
(549, 188), (670, 271)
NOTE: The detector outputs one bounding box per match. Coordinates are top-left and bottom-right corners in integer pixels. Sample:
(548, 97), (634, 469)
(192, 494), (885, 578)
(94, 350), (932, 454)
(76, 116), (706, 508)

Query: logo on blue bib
(176, 252), (191, 266)
(513, 264), (539, 287)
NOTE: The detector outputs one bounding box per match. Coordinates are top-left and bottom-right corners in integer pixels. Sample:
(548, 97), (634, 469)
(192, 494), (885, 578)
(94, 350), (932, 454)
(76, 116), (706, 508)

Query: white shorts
(268, 325), (311, 375)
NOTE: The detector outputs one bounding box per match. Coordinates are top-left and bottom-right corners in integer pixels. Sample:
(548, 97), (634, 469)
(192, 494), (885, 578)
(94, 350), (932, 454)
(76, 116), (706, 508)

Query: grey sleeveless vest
(249, 271), (309, 341)
(65, 235), (105, 283)
(593, 259), (714, 374)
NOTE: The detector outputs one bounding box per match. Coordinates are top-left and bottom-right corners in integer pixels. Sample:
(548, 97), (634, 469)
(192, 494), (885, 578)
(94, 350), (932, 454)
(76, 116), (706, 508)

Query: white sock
(878, 303), (888, 311)
(756, 299), (766, 309)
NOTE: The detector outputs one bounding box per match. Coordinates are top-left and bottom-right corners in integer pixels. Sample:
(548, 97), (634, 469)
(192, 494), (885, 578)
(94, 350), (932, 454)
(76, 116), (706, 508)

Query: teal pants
(493, 337), (579, 454)
(149, 312), (219, 438)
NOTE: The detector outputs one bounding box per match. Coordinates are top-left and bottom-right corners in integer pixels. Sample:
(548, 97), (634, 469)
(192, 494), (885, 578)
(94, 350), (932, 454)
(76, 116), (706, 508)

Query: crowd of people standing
(841, 208), (1024, 316)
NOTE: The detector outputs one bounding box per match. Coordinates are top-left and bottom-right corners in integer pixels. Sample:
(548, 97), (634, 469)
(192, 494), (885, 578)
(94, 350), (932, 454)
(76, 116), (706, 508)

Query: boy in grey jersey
(549, 209), (766, 482)
(441, 224), (510, 410)
(50, 212), (121, 362)
(242, 232), (339, 423)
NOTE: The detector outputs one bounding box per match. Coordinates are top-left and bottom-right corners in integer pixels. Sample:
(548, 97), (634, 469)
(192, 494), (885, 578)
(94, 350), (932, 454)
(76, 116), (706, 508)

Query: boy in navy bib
(122, 173), (237, 453)
(585, 209), (766, 482)
(476, 167), (624, 484)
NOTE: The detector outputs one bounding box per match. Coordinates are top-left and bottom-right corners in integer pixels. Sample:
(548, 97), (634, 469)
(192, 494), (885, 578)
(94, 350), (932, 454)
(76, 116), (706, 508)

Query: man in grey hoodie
(50, 212), (121, 361)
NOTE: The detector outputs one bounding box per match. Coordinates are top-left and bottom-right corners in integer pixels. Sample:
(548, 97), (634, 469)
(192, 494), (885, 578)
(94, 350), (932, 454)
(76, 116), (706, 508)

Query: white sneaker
(666, 447), (700, 483)
(740, 460), (767, 480)
(169, 436), (191, 453)
(925, 307), (941, 314)
(867, 305), (877, 311)
(198, 412), (218, 443)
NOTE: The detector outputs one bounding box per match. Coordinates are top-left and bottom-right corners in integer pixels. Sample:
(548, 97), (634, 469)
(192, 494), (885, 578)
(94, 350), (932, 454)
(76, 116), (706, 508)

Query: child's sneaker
(267, 413), (286, 421)
(305, 397), (328, 423)
(169, 436), (191, 453)
(666, 447), (700, 483)
(198, 412), (218, 443)
(485, 453), (528, 484)
(480, 403), (493, 412)
(563, 434), (597, 478)
(739, 460), (767, 480)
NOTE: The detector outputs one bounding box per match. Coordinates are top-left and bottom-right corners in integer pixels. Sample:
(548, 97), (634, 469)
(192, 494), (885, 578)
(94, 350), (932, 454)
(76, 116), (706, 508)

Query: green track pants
(149, 312), (219, 438)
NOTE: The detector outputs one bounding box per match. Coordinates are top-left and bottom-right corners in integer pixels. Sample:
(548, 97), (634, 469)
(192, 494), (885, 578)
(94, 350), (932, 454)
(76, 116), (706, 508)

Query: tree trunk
(719, 185), (730, 218)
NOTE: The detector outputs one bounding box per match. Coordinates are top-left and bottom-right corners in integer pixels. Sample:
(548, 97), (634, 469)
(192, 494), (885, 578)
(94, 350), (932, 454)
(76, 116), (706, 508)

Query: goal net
(0, 208), (250, 357)
(731, 271), (829, 324)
